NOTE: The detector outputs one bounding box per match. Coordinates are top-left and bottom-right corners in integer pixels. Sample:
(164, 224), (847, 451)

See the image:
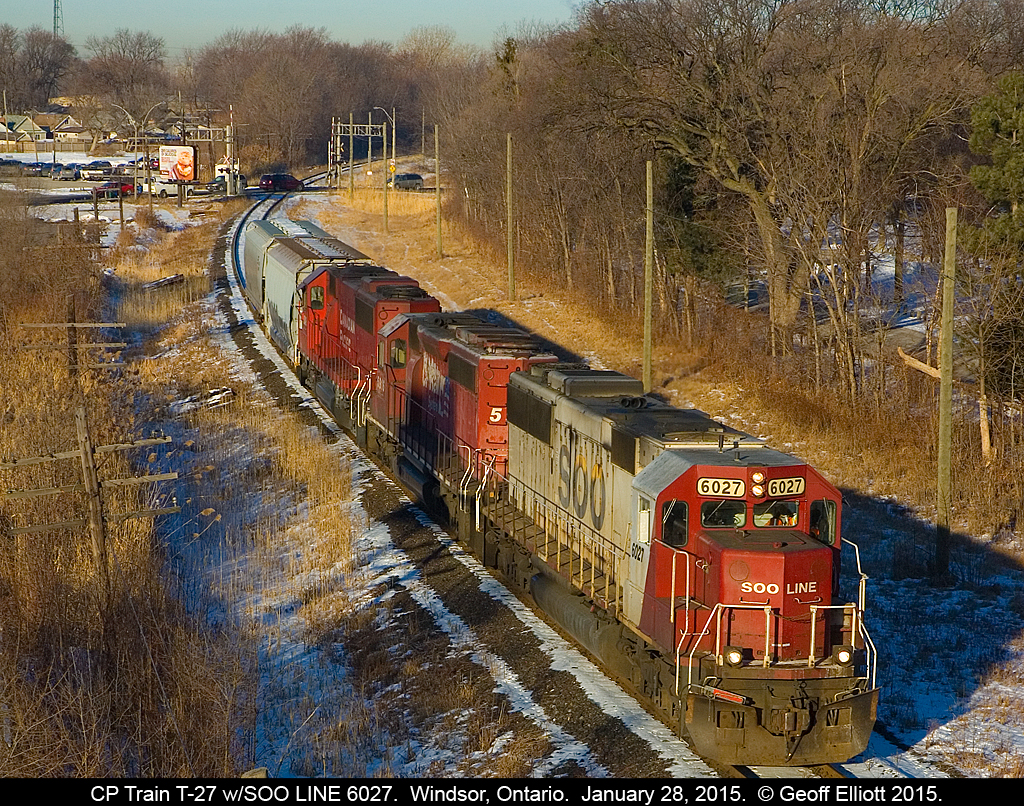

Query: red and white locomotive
(243, 220), (878, 766)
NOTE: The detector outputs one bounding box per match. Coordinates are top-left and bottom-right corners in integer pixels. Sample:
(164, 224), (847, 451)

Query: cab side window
(309, 286), (325, 310)
(637, 497), (652, 545)
(661, 500), (688, 548)
(809, 499), (837, 545)
(390, 338), (407, 369)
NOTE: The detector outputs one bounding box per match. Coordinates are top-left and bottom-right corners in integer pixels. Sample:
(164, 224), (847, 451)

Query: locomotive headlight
(724, 646), (744, 667)
(833, 645), (855, 666)
(751, 471), (766, 497)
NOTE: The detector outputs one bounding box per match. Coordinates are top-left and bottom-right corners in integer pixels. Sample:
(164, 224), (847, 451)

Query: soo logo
(740, 582), (781, 595)
(558, 445), (606, 530)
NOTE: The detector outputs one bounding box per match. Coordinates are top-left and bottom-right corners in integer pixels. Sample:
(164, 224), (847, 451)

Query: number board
(766, 477), (806, 497)
(697, 477), (745, 498)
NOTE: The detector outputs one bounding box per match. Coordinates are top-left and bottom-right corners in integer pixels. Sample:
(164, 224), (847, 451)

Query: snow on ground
(29, 184), (1024, 776)
(286, 193), (1024, 777)
(211, 206), (717, 775)
(682, 385), (1024, 777)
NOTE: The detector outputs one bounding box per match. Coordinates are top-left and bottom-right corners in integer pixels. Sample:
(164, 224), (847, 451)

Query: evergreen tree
(964, 73), (1024, 401)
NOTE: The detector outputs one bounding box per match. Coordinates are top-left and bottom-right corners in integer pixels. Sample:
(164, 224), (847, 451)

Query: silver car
(390, 173), (424, 190)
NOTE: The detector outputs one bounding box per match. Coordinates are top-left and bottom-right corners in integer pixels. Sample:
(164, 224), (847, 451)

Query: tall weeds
(0, 197), (249, 776)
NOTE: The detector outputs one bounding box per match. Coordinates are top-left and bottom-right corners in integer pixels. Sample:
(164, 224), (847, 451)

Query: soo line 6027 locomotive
(241, 218), (878, 766)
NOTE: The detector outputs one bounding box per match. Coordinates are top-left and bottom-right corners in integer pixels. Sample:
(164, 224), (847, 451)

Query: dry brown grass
(0, 195), (307, 774)
(0, 200), (265, 776)
(310, 191), (645, 374)
(311, 184), (1017, 543)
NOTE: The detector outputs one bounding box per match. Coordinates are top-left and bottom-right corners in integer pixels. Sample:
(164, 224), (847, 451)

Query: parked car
(190, 176), (240, 196)
(80, 160), (113, 180)
(389, 172), (424, 190)
(258, 173), (304, 192)
(56, 164), (82, 180)
(92, 179), (137, 198)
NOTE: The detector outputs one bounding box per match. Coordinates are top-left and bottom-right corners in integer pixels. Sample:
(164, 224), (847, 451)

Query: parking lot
(2, 158), (246, 205)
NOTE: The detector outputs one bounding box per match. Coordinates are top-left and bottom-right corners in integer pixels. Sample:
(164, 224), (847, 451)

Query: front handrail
(842, 536), (869, 613)
(676, 599), (876, 696)
(808, 603), (876, 689)
(678, 603), (773, 695)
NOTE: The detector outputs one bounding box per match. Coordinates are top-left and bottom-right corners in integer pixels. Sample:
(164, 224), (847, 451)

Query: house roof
(33, 113), (84, 134)
(4, 115), (45, 132)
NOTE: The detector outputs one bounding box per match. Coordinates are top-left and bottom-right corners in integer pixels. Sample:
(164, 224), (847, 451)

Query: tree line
(1, 22), (479, 173)
(6, 3), (1024, 532)
(427, 0), (1024, 538)
(440, 0), (1024, 393)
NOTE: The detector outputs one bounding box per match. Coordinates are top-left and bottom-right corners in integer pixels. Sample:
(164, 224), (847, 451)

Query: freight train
(240, 218), (878, 766)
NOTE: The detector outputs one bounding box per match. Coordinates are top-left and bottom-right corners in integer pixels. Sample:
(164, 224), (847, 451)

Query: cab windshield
(753, 500), (798, 527)
(700, 499), (746, 528)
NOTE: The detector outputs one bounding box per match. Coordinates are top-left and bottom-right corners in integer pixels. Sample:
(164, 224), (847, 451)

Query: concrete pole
(435, 124), (442, 258)
(226, 122), (234, 195)
(383, 122), (389, 234)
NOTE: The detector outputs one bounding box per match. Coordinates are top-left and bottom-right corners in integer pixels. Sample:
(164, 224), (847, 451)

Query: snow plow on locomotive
(242, 219), (878, 766)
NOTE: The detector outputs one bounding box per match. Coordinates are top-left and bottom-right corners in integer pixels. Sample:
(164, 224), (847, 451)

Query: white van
(140, 178), (194, 198)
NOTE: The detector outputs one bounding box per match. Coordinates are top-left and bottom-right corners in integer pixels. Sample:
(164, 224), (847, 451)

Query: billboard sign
(159, 145), (196, 181)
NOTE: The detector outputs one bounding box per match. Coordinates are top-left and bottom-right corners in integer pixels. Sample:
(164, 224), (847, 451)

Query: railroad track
(215, 177), (920, 780)
(215, 181), (713, 777)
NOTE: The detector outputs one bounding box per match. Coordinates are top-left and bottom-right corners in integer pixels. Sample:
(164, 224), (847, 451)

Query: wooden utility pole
(435, 124), (442, 258)
(507, 133), (515, 300)
(349, 112), (354, 201)
(4, 323), (179, 617)
(382, 121), (389, 235)
(2, 425), (179, 608)
(935, 207), (956, 580)
(77, 405), (111, 602)
(643, 160), (654, 393)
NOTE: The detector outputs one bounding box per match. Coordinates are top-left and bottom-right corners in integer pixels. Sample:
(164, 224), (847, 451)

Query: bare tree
(572, 0), (987, 358)
(194, 28), (406, 168)
(0, 25), (76, 111)
(84, 29), (169, 120)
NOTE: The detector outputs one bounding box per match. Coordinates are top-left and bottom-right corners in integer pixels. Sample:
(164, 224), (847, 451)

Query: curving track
(213, 177), (918, 779)
(215, 177), (718, 777)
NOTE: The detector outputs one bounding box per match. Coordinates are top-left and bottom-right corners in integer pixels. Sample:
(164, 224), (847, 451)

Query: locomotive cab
(627, 451), (876, 764)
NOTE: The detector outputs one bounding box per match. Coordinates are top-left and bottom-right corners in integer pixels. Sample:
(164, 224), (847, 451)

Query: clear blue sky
(5, 1), (580, 55)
